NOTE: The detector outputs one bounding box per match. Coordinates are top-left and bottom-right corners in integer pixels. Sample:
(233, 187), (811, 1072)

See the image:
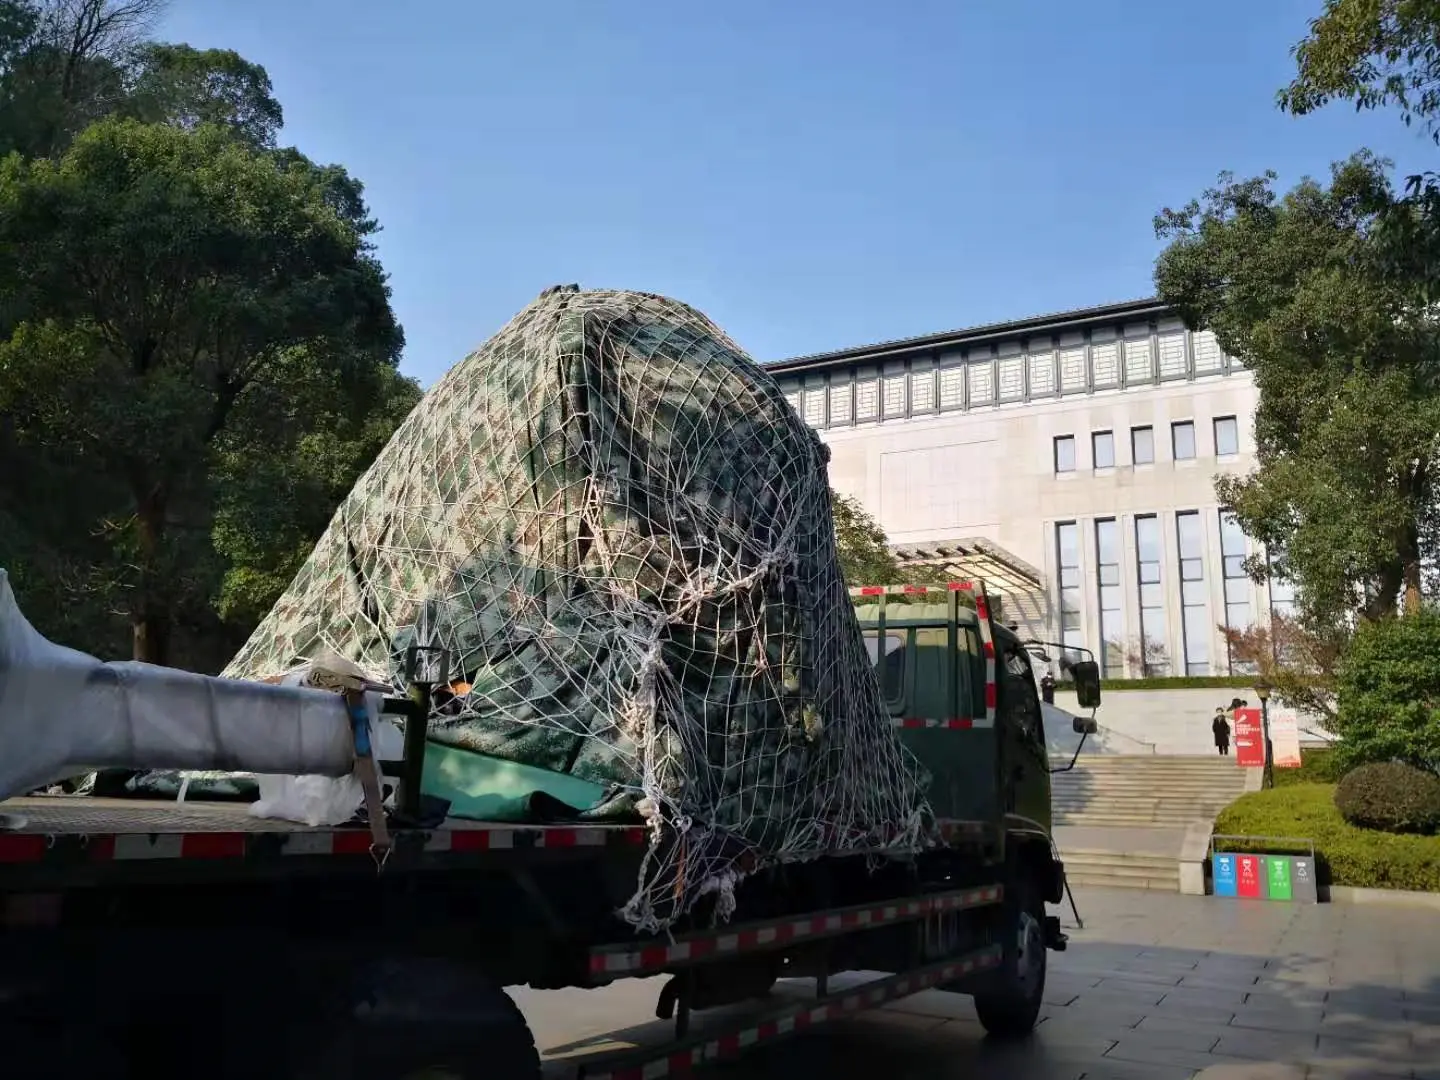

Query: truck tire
(973, 877), (1046, 1040)
(292, 956), (541, 1080)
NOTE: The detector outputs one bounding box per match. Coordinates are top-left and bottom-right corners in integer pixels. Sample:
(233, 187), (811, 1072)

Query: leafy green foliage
(1274, 747), (1343, 786)
(1334, 760), (1440, 833)
(831, 491), (901, 586)
(121, 43), (282, 147)
(1332, 608), (1440, 774)
(0, 118), (408, 665)
(1154, 154), (1440, 626)
(1215, 782), (1440, 891)
(1281, 0), (1440, 141)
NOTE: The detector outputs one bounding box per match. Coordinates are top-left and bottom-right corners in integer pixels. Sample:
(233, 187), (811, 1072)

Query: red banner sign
(1233, 707), (1264, 768)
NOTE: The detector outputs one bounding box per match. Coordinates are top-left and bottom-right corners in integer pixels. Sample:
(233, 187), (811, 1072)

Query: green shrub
(1333, 609), (1440, 775)
(1214, 783), (1440, 891)
(1274, 747), (1342, 787)
(1334, 761), (1440, 835)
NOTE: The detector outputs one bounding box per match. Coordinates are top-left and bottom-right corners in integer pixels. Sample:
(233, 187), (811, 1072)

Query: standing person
(1212, 707), (1231, 756)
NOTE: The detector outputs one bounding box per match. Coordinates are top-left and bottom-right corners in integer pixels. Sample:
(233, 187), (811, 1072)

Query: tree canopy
(1154, 152), (1440, 627)
(1282, 0), (1440, 140)
(0, 1), (419, 670)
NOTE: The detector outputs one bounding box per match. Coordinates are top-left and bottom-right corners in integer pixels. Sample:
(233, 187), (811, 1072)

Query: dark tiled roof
(766, 297), (1167, 375)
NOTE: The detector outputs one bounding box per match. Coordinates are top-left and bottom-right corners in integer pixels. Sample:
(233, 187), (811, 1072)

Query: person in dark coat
(1212, 708), (1231, 756)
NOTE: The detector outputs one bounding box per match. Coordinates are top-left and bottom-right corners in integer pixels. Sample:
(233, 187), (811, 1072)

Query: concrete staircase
(1058, 848), (1182, 891)
(1048, 756), (1250, 892)
(1050, 754), (1248, 829)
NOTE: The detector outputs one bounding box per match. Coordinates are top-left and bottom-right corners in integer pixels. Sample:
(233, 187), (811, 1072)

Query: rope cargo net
(224, 286), (931, 932)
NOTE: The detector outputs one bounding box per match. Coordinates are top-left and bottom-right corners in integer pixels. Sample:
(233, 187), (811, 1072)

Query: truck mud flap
(576, 942), (1004, 1080)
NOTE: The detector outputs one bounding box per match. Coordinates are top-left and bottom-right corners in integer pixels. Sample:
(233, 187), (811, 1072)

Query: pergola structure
(889, 537), (1047, 626)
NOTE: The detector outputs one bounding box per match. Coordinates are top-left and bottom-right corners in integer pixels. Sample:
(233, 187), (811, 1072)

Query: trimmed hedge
(1214, 782), (1440, 892)
(1334, 762), (1440, 834)
(1273, 747), (1342, 787)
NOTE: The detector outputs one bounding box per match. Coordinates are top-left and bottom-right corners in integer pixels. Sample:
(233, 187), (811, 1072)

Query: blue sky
(162, 0), (1435, 385)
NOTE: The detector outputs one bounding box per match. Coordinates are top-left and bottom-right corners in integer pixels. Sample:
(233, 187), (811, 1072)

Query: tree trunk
(129, 471), (171, 666)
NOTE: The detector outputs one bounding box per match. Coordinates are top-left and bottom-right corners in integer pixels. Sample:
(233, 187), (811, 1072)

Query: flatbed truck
(0, 581), (1100, 1079)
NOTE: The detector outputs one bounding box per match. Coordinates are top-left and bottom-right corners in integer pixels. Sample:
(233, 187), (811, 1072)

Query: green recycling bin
(1264, 856), (1293, 901)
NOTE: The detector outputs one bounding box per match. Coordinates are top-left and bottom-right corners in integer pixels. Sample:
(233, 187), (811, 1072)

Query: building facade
(768, 298), (1294, 679)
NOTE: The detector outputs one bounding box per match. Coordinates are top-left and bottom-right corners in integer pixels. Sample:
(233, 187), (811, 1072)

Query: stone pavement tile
(1115, 958), (1205, 978)
(1074, 967), (1185, 988)
(1043, 1014), (1219, 1053)
(1188, 1066), (1305, 1080)
(1100, 1038), (1263, 1075)
(1242, 990), (1323, 1012)
(1084, 980), (1171, 1006)
(1303, 1066), (1412, 1080)
(1161, 984), (1254, 1009)
(1226, 1005), (1325, 1035)
(1404, 999), (1440, 1023)
(1315, 1010), (1413, 1044)
(881, 989), (977, 1021)
(1255, 979), (1330, 1002)
(847, 1008), (951, 1033)
(1075, 1058), (1199, 1080)
(1324, 986), (1406, 1012)
(1146, 997), (1241, 1025)
(1314, 1031), (1425, 1074)
(1209, 1025), (1317, 1061)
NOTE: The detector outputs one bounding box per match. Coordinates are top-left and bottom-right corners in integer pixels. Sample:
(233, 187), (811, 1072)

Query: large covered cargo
(223, 286), (930, 930)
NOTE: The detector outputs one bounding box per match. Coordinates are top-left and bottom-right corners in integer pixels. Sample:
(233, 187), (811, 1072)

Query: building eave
(765, 297), (1170, 376)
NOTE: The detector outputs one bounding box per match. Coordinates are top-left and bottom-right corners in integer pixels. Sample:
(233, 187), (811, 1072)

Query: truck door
(998, 637), (1052, 831)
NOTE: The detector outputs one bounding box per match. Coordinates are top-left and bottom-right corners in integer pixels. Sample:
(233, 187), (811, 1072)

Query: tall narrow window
(1135, 515), (1167, 675)
(1054, 435), (1076, 474)
(1177, 510), (1209, 675)
(1092, 430), (1115, 470)
(1219, 511), (1253, 673)
(1056, 522), (1083, 656)
(1172, 421), (1196, 461)
(1269, 546), (1297, 619)
(1095, 518), (1123, 675)
(1214, 415), (1239, 456)
(1131, 425), (1154, 465)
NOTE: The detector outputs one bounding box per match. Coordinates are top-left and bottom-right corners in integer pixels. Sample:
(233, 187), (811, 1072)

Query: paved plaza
(517, 887), (1440, 1079)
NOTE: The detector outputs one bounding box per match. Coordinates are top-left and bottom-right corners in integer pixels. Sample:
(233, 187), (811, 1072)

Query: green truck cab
(853, 582), (1101, 899)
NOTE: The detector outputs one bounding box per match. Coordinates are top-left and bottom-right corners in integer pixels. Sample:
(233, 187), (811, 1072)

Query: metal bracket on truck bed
(585, 883), (1003, 982)
(576, 942), (1004, 1080)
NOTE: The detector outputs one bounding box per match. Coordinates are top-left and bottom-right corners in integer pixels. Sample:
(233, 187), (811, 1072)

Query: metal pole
(1261, 697), (1274, 790)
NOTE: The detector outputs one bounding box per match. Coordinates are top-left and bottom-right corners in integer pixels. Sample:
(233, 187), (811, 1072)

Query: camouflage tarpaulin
(224, 286), (929, 931)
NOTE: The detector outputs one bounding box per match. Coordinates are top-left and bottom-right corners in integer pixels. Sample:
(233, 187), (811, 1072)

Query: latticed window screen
(1057, 346), (1086, 391)
(1157, 331), (1187, 378)
(967, 361), (994, 405)
(1192, 329), (1223, 372)
(997, 356), (1024, 400)
(1123, 337), (1152, 383)
(855, 378), (879, 420)
(1028, 351), (1055, 395)
(802, 388), (825, 427)
(783, 388), (801, 415)
(1086, 343), (1115, 387)
(882, 375), (906, 417)
(938, 365), (965, 409)
(828, 381), (852, 423)
(910, 369), (935, 412)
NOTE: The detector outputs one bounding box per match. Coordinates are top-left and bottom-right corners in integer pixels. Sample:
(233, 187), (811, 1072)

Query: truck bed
(0, 795), (650, 890)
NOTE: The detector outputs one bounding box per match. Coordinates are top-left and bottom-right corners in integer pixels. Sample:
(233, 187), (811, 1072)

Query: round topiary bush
(1333, 761), (1440, 835)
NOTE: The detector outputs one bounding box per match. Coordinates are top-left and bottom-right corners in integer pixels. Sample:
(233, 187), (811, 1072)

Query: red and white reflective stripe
(0, 824), (650, 865)
(580, 943), (1005, 1080)
(892, 717), (973, 730)
(587, 884), (1003, 978)
(848, 580), (997, 729)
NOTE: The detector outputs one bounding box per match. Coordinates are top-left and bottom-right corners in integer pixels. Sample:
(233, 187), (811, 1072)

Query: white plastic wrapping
(0, 569), (356, 800)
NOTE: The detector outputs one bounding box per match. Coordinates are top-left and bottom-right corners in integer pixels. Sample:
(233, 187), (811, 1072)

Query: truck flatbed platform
(0, 795), (651, 889)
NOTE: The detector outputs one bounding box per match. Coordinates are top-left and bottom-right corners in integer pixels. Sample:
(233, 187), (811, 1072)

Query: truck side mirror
(1071, 659), (1102, 709)
(1072, 715), (1098, 735)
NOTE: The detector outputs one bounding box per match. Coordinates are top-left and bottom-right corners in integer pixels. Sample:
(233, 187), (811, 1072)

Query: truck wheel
(292, 957), (541, 1080)
(973, 879), (1046, 1040)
